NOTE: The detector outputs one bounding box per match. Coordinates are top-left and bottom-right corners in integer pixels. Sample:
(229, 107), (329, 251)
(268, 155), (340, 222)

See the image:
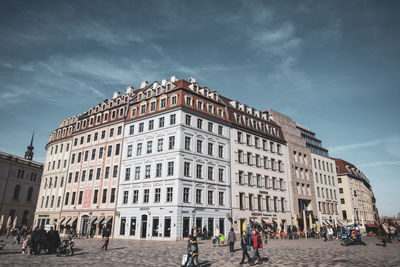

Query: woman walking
(239, 232), (251, 265)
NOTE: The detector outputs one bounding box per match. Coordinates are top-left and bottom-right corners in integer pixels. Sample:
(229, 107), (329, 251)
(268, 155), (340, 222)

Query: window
(219, 192), (224, 206)
(143, 189), (149, 203)
(208, 191), (213, 205)
(184, 162), (191, 176)
(107, 145), (112, 157)
(64, 193), (69, 206)
(113, 144), (120, 156)
(99, 147), (104, 159)
(110, 188), (116, 203)
(96, 168), (101, 180)
(113, 165), (118, 178)
(125, 168), (131, 181)
(166, 187), (173, 202)
(196, 164), (202, 178)
(89, 169), (94, 181)
(91, 149), (96, 160)
(150, 101), (156, 111)
(156, 163), (162, 177)
(80, 136), (84, 145)
(157, 139), (163, 152)
(145, 165), (151, 178)
(237, 132), (242, 143)
(341, 198), (345, 204)
(127, 145), (133, 157)
(109, 128), (114, 138)
(247, 152), (252, 165)
(197, 119), (203, 129)
(248, 172), (252, 186)
(208, 166), (213, 180)
(239, 171), (244, 184)
(139, 123), (144, 132)
(84, 151), (89, 161)
(218, 169), (224, 182)
(123, 191), (128, 204)
(183, 188), (190, 203)
(77, 152), (81, 163)
(218, 145), (224, 158)
(238, 150), (243, 163)
(339, 188), (343, 193)
(208, 143), (213, 156)
(281, 197), (285, 212)
(208, 122), (213, 132)
(137, 143), (142, 155)
(148, 120), (154, 130)
(169, 136), (175, 149)
(246, 134), (251, 145)
(249, 194), (253, 210)
(168, 162), (174, 176)
(13, 185), (20, 200)
(207, 104), (213, 114)
(196, 189), (202, 204)
(218, 125), (224, 135)
(338, 178), (342, 183)
(131, 108), (137, 117)
(185, 115), (191, 126)
(197, 101), (203, 110)
(27, 187), (33, 201)
(81, 170), (86, 181)
(78, 191), (83, 205)
(186, 96), (192, 106)
(171, 95), (177, 105)
(147, 141), (153, 154)
(185, 137), (191, 150)
(140, 105), (146, 114)
(159, 117), (165, 128)
(129, 125), (135, 135)
(154, 188), (161, 203)
(132, 190), (138, 204)
(74, 171), (79, 182)
(71, 192), (76, 205)
(160, 98), (166, 108)
(239, 193), (245, 210)
(170, 114), (176, 125)
(135, 167), (140, 179)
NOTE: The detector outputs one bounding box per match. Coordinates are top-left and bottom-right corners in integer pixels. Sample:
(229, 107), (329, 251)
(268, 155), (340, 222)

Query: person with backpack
(187, 237), (200, 267)
(250, 228), (263, 266)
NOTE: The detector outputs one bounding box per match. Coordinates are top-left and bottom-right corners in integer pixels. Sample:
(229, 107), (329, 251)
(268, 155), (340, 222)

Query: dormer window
(89, 117), (94, 126)
(160, 98), (167, 108)
(82, 120), (87, 128)
(253, 120), (257, 129)
(147, 91), (151, 98)
(140, 104), (146, 114)
(157, 87), (162, 94)
(117, 99), (120, 105)
(104, 112), (109, 121)
(96, 115), (101, 124)
(77, 122), (81, 130)
(119, 108), (124, 117)
(138, 93), (143, 100)
(166, 83), (172, 91)
(245, 117), (249, 126)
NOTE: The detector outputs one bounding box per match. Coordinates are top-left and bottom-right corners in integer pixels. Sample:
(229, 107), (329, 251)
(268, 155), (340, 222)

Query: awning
(62, 217), (71, 226)
(59, 217), (66, 225)
(262, 218), (272, 224)
(105, 216), (113, 223)
(94, 216), (105, 225)
(90, 216), (97, 224)
(324, 220), (332, 226)
(67, 217), (77, 226)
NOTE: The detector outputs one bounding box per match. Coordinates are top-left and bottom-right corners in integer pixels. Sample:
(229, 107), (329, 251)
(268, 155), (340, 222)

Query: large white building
(114, 78), (231, 240)
(223, 99), (292, 234)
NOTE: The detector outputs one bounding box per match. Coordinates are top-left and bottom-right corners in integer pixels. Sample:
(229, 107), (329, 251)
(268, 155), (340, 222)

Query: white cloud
(329, 139), (385, 153)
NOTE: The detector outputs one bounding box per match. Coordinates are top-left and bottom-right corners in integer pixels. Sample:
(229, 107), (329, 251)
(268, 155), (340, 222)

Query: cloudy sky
(1, 0), (399, 216)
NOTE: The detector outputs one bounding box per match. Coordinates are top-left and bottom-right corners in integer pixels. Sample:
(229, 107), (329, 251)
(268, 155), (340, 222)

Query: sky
(0, 0), (399, 217)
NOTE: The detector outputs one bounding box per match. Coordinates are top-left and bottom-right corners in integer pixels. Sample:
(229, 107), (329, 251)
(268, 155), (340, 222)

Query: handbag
(181, 254), (188, 266)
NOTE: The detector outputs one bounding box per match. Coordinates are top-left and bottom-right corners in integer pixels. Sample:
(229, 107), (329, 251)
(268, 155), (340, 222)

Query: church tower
(25, 130), (34, 160)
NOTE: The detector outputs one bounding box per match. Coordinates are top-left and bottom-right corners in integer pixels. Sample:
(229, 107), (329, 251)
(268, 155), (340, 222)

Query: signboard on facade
(83, 189), (92, 208)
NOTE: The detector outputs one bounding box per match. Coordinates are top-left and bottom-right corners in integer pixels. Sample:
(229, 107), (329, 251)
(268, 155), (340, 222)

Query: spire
(25, 130), (35, 160)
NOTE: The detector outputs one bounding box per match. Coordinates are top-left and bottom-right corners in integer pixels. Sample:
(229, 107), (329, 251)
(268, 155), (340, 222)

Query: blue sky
(0, 0), (399, 217)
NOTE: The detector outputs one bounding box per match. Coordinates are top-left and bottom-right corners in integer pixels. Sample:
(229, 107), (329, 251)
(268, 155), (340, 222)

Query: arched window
(13, 185), (21, 200)
(27, 187), (33, 201)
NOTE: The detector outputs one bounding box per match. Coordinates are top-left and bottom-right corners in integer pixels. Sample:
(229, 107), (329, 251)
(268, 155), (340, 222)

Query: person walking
(202, 226), (207, 240)
(47, 226), (61, 254)
(30, 227), (39, 255)
(250, 228), (263, 266)
(322, 225), (327, 241)
(328, 226), (334, 241)
(239, 232), (251, 264)
(214, 226), (220, 247)
(187, 236), (200, 267)
(101, 227), (110, 251)
(228, 228), (236, 253)
(377, 223), (389, 247)
(182, 235), (192, 267)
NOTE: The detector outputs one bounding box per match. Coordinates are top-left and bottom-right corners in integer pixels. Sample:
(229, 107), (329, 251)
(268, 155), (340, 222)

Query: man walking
(101, 227), (110, 251)
(250, 228), (263, 266)
(228, 228), (236, 254)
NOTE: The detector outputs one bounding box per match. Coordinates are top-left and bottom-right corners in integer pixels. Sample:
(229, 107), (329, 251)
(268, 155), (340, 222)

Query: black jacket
(241, 235), (249, 249)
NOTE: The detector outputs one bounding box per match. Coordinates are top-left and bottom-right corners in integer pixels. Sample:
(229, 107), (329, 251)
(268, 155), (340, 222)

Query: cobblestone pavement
(0, 236), (399, 266)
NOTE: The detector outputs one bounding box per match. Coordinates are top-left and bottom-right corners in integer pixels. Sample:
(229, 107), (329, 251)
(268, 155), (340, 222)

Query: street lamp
(192, 209), (196, 229)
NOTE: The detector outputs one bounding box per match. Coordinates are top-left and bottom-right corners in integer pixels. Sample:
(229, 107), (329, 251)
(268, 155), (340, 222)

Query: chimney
(188, 77), (196, 83)
(171, 75), (178, 83)
(126, 86), (134, 94)
(161, 79), (168, 86)
(113, 91), (120, 99)
(140, 80), (148, 89)
(152, 81), (159, 89)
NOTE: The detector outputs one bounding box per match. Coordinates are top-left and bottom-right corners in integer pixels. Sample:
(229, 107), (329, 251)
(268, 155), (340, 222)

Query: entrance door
(219, 218), (225, 235)
(208, 218), (214, 237)
(196, 217), (202, 228)
(183, 217), (190, 238)
(141, 214), (148, 238)
(164, 217), (171, 237)
(81, 215), (89, 237)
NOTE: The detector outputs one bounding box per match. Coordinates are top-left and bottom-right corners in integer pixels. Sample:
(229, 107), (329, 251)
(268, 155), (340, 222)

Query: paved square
(0, 236), (399, 266)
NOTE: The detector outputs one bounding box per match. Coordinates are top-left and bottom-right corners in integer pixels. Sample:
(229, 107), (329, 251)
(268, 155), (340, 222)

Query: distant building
(296, 124), (343, 226)
(268, 110), (318, 230)
(334, 158), (379, 225)
(0, 134), (43, 228)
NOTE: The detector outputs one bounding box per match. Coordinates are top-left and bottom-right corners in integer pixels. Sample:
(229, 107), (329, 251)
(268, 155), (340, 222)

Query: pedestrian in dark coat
(377, 223), (388, 247)
(47, 227), (61, 254)
(228, 228), (236, 253)
(30, 227), (39, 255)
(101, 227), (110, 251)
(239, 232), (251, 264)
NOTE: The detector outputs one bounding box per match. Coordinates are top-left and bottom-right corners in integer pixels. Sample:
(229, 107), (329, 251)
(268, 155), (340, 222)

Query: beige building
(60, 91), (131, 236)
(334, 158), (378, 225)
(0, 135), (43, 228)
(33, 117), (76, 229)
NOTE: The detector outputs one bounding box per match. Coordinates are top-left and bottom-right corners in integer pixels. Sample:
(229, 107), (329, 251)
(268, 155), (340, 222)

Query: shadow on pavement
(200, 260), (212, 266)
(108, 247), (127, 251)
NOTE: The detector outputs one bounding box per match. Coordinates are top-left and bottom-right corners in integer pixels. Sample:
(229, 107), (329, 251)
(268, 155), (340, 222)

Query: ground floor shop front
(59, 210), (115, 237)
(34, 212), (61, 230)
(114, 206), (231, 240)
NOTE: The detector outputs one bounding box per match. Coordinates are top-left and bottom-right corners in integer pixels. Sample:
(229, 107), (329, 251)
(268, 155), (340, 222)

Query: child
(22, 237), (28, 254)
(220, 234), (225, 246)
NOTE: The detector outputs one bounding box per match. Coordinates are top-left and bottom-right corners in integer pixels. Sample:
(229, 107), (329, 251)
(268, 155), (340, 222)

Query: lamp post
(192, 209), (196, 229)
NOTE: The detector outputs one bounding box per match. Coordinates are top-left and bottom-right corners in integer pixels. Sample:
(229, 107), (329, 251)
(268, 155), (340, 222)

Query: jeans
(252, 248), (262, 263)
(188, 255), (200, 267)
(229, 242), (235, 252)
(241, 248), (251, 263)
